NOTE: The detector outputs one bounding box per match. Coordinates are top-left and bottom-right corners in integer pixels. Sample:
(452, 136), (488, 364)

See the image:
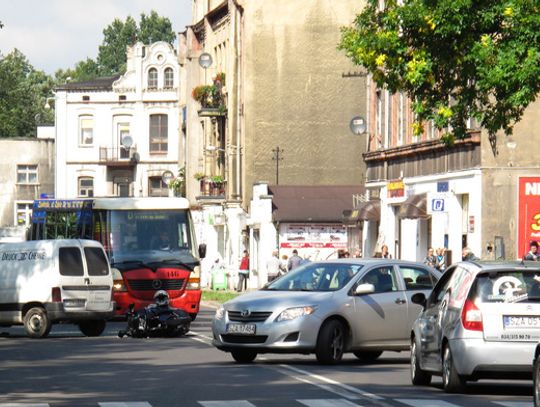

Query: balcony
(99, 146), (139, 167)
(197, 178), (226, 199)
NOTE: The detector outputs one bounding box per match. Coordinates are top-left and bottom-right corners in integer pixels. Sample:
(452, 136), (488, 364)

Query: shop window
(15, 201), (33, 226)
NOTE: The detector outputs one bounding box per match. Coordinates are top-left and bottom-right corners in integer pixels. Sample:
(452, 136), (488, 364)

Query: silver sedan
(212, 259), (440, 364)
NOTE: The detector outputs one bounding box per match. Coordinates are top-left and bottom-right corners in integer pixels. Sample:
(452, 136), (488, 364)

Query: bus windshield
(94, 209), (197, 267)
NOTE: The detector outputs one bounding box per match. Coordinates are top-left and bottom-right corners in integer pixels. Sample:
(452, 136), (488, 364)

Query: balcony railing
(99, 146), (138, 166)
(198, 178), (226, 198)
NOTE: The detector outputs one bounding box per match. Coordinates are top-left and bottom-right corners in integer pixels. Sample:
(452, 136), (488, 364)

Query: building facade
(55, 42), (181, 199)
(0, 128), (55, 240)
(362, 84), (540, 262)
(181, 0), (368, 285)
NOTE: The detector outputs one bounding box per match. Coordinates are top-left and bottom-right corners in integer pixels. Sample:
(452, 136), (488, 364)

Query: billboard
(517, 177), (540, 257)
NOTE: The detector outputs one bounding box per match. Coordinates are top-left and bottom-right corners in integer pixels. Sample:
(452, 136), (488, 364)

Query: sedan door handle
(395, 298), (406, 305)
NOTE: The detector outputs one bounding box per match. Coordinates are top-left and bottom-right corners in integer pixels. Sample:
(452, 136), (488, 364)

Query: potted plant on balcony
(210, 175), (225, 195)
(168, 167), (185, 197)
(192, 72), (227, 117)
(193, 172), (207, 194)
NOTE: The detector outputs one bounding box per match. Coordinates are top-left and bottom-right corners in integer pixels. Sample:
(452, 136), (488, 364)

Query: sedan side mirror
(355, 283), (375, 295)
(411, 292), (427, 308)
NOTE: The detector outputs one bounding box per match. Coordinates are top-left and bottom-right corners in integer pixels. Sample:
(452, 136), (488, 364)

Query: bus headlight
(186, 277), (200, 290)
(113, 280), (127, 292)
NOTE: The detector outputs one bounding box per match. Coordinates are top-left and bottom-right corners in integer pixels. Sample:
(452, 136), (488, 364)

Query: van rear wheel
(24, 307), (52, 338)
(79, 320), (106, 337)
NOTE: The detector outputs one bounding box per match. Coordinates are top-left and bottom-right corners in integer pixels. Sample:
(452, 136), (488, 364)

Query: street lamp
(199, 52), (213, 84)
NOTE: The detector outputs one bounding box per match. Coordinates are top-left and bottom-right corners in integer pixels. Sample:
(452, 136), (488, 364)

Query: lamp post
(272, 146), (284, 185)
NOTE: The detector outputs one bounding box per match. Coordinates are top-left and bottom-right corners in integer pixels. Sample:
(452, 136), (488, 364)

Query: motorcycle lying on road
(118, 290), (191, 338)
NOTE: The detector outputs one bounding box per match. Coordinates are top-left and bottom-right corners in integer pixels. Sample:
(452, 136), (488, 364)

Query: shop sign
(387, 180), (404, 198)
(280, 223), (347, 249)
(518, 177), (540, 256)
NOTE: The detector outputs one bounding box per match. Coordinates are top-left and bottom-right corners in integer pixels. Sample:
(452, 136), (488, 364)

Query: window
(16, 202), (33, 226)
(148, 68), (158, 89)
(359, 267), (398, 293)
(79, 115), (94, 145)
(400, 266), (435, 290)
(164, 68), (174, 88)
(118, 122), (131, 159)
(84, 247), (109, 276)
(149, 114), (168, 153)
(149, 176), (169, 197)
(78, 177), (94, 197)
(59, 247), (84, 276)
(17, 164), (38, 184)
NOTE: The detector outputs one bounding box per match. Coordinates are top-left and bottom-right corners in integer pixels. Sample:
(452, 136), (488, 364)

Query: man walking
(237, 250), (250, 292)
(287, 249), (303, 271)
(266, 250), (281, 283)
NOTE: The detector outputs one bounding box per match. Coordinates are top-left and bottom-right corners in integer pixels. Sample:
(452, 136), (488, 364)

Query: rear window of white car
(84, 247), (109, 276)
(473, 271), (540, 303)
(59, 247), (84, 276)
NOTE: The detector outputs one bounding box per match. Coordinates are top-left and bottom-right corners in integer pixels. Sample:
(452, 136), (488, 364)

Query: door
(351, 266), (409, 347)
(58, 246), (91, 310)
(83, 246), (112, 312)
(398, 265), (438, 329)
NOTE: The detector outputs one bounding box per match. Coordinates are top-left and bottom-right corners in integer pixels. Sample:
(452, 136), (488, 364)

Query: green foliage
(97, 16), (138, 76)
(168, 167), (185, 197)
(202, 289), (240, 303)
(339, 0), (540, 139)
(138, 11), (175, 45)
(192, 72), (227, 109)
(0, 49), (54, 137)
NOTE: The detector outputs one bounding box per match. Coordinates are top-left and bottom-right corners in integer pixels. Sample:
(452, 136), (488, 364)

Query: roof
(56, 75), (122, 91)
(268, 185), (364, 223)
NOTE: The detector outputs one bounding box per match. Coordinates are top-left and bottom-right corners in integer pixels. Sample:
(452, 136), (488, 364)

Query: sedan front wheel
(534, 352), (540, 406)
(316, 320), (345, 365)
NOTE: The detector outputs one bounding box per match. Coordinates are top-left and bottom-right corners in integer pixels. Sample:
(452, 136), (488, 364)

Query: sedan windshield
(266, 262), (364, 292)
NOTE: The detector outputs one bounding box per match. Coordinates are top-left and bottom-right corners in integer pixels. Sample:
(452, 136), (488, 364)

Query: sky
(0, 0), (192, 74)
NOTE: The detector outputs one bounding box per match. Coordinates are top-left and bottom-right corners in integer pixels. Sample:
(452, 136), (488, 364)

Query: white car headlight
(276, 306), (317, 322)
(215, 305), (225, 320)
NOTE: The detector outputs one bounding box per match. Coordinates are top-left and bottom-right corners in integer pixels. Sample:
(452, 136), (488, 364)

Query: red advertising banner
(518, 177), (540, 258)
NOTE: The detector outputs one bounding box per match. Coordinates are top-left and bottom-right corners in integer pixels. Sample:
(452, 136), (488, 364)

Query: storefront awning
(398, 193), (429, 219)
(358, 200), (380, 222)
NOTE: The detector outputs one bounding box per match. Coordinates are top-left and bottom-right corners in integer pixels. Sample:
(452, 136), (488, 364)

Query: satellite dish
(162, 170), (175, 185)
(121, 135), (133, 149)
(199, 52), (213, 69)
(349, 116), (367, 135)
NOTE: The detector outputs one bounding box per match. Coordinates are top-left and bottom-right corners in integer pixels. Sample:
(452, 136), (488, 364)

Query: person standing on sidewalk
(237, 250), (250, 292)
(287, 249), (303, 271)
(266, 250), (281, 283)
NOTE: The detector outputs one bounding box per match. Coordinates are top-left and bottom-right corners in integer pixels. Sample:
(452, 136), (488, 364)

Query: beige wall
(480, 99), (540, 260)
(241, 0), (367, 204)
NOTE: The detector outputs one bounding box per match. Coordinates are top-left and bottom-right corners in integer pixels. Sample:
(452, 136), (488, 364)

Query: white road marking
(188, 330), (213, 345)
(493, 402), (533, 407)
(99, 403), (152, 407)
(278, 364), (384, 400)
(198, 401), (256, 407)
(298, 399), (362, 407)
(395, 399), (463, 407)
(0, 404), (49, 407)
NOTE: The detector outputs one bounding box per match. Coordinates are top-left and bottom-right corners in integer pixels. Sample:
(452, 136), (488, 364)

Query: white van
(0, 239), (115, 338)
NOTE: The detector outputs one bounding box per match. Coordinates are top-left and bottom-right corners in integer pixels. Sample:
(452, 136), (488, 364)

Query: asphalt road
(0, 305), (534, 407)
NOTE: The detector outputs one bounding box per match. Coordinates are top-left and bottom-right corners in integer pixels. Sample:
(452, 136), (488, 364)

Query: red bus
(31, 197), (205, 320)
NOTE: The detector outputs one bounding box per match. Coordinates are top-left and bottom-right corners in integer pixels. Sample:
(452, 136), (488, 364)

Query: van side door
(83, 246), (113, 312)
(58, 246), (89, 310)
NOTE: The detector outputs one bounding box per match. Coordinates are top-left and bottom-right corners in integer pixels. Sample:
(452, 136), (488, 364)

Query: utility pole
(272, 146), (284, 185)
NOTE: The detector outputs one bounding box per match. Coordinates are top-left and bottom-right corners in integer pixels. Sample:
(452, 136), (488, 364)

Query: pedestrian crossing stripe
(99, 403), (153, 407)
(297, 399), (362, 407)
(493, 402), (533, 407)
(198, 402), (255, 407)
(395, 399), (467, 407)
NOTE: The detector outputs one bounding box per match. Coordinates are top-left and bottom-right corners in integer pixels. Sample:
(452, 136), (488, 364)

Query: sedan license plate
(503, 315), (540, 329)
(226, 323), (256, 335)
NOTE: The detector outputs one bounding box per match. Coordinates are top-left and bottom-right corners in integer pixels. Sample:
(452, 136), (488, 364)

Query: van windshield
(474, 270), (540, 303)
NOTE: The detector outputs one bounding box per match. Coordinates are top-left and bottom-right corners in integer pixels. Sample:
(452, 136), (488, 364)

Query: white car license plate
(503, 315), (540, 329)
(226, 323), (256, 335)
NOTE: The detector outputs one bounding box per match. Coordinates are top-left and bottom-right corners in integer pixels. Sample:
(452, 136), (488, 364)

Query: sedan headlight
(215, 305), (225, 320)
(276, 306), (317, 322)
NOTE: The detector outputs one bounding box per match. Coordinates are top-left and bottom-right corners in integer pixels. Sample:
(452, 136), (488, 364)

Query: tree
(97, 11), (175, 76)
(339, 0), (540, 143)
(0, 49), (54, 137)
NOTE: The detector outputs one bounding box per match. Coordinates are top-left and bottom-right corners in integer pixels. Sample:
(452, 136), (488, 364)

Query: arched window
(164, 68), (174, 88)
(148, 68), (158, 89)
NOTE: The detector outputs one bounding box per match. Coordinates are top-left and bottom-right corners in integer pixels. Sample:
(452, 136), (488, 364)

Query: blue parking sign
(432, 198), (445, 212)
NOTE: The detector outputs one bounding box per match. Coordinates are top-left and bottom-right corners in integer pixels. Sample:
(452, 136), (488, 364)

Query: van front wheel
(79, 320), (106, 337)
(24, 307), (52, 338)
